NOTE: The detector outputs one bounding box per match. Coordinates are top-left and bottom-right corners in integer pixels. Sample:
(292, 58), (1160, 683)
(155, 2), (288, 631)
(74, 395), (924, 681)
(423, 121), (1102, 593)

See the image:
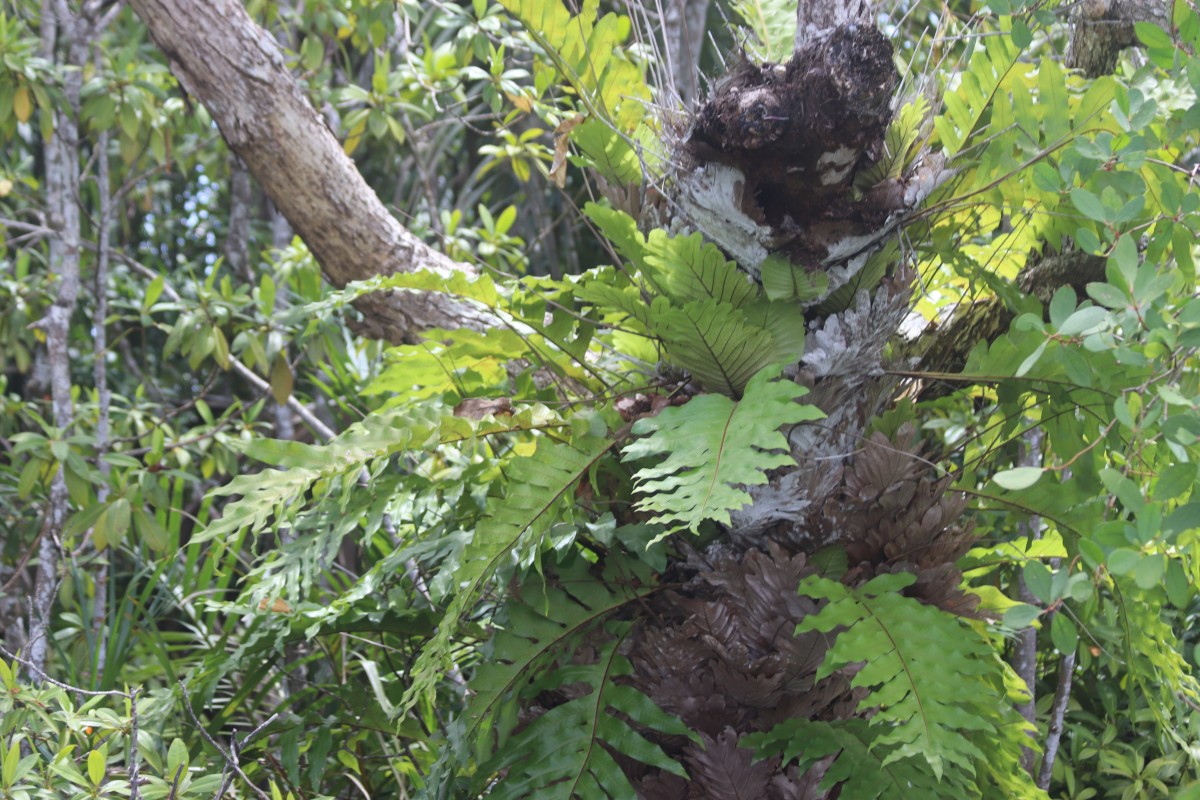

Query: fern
(403, 431), (616, 712)
(464, 556), (692, 799)
(933, 34), (1021, 157)
(498, 0), (656, 183)
(759, 253), (831, 302)
(795, 572), (1036, 783)
(652, 297), (778, 395)
(198, 404), (446, 543)
(583, 205), (810, 394)
(745, 719), (972, 799)
(856, 96), (930, 189)
(729, 0), (797, 63)
(622, 365), (823, 537)
(198, 404), (565, 543)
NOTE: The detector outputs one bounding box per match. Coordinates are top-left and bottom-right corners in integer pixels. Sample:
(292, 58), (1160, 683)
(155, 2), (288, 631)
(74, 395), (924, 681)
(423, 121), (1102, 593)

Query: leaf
(797, 573), (1034, 781)
(403, 431), (616, 712)
(1070, 188), (1109, 223)
(653, 298), (776, 396)
(622, 366), (823, 536)
(759, 254), (830, 302)
(993, 467), (1044, 490)
(87, 747), (105, 787)
(269, 354), (293, 405)
(745, 719), (971, 799)
(466, 557), (690, 798)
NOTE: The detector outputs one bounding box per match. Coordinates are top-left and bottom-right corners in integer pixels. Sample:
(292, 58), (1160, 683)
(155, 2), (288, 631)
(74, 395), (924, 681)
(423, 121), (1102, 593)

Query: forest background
(3, 0), (1200, 798)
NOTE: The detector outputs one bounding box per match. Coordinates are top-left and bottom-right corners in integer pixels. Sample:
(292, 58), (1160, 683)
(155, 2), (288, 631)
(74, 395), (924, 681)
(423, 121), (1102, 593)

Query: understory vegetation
(3, 0), (1200, 798)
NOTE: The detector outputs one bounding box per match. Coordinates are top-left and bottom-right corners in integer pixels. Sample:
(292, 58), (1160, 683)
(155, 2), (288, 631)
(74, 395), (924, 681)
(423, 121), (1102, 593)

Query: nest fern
(582, 204), (810, 394)
(795, 572), (1037, 785)
(622, 365), (824, 537)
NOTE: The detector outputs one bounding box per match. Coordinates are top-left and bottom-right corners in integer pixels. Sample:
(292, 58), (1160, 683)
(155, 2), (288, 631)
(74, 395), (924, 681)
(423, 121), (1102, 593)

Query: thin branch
(176, 679), (272, 800)
(1037, 651), (1076, 789)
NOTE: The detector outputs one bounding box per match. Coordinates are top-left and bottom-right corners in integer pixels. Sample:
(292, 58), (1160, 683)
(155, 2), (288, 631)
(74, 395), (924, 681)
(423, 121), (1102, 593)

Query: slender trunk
(28, 0), (85, 681)
(226, 155), (254, 284)
(90, 50), (113, 680)
(1013, 428), (1044, 775)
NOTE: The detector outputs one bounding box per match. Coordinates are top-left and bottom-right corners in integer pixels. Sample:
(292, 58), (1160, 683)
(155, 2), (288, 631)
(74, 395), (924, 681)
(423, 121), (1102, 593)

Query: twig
(176, 680), (272, 800)
(128, 687), (141, 800)
(1037, 651), (1076, 789)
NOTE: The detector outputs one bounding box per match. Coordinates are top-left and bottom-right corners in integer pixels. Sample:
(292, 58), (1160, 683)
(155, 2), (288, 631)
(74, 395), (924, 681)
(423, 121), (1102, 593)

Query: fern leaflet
(622, 366), (823, 537)
(796, 572), (1035, 782)
(465, 556), (691, 799)
(403, 431), (616, 712)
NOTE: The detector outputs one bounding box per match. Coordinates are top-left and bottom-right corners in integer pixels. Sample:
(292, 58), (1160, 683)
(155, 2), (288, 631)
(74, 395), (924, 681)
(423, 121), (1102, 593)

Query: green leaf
(87, 747), (105, 787)
(623, 366), (823, 537)
(746, 718), (972, 799)
(403, 431), (616, 712)
(993, 467), (1044, 490)
(1022, 560), (1052, 603)
(1070, 188), (1109, 222)
(797, 573), (1034, 781)
(760, 254), (830, 302)
(467, 557), (691, 798)
(1050, 613), (1078, 654)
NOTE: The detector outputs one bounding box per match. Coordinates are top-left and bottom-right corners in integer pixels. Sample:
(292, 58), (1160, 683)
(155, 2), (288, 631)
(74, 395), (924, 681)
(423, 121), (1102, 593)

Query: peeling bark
(126, 0), (492, 343)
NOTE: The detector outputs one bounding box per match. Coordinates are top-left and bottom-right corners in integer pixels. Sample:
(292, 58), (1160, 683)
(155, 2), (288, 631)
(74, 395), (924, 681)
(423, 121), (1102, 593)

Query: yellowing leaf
(13, 85), (32, 123)
(269, 354), (293, 405)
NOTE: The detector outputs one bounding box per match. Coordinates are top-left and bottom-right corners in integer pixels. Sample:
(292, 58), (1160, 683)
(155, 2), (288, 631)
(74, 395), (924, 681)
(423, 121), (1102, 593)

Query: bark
(27, 0), (86, 682)
(661, 0), (711, 106)
(1012, 429), (1044, 776)
(1066, 0), (1171, 77)
(226, 154), (254, 284)
(126, 0), (492, 344)
(795, 0), (873, 48)
(91, 67), (113, 680)
(1037, 651), (1076, 789)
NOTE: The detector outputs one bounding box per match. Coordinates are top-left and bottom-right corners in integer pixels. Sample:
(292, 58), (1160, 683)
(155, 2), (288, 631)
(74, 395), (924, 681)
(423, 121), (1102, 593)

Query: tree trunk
(1066, 0), (1171, 77)
(127, 0), (492, 344)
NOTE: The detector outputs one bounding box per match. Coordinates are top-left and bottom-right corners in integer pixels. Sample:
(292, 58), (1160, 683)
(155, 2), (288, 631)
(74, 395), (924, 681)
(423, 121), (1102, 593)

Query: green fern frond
(745, 718), (972, 799)
(933, 35), (1021, 156)
(198, 404), (566, 543)
(585, 203), (760, 310)
(402, 431), (616, 712)
(364, 328), (527, 403)
(622, 365), (823, 537)
(583, 204), (810, 392)
(729, 0), (797, 63)
(463, 556), (690, 799)
(759, 253), (831, 302)
(857, 96), (931, 188)
(197, 405), (443, 543)
(653, 297), (776, 395)
(796, 572), (1036, 782)
(481, 636), (691, 799)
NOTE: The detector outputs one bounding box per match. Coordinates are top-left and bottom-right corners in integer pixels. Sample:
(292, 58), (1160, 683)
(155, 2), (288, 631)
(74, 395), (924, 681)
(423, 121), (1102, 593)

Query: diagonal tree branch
(125, 0), (493, 343)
